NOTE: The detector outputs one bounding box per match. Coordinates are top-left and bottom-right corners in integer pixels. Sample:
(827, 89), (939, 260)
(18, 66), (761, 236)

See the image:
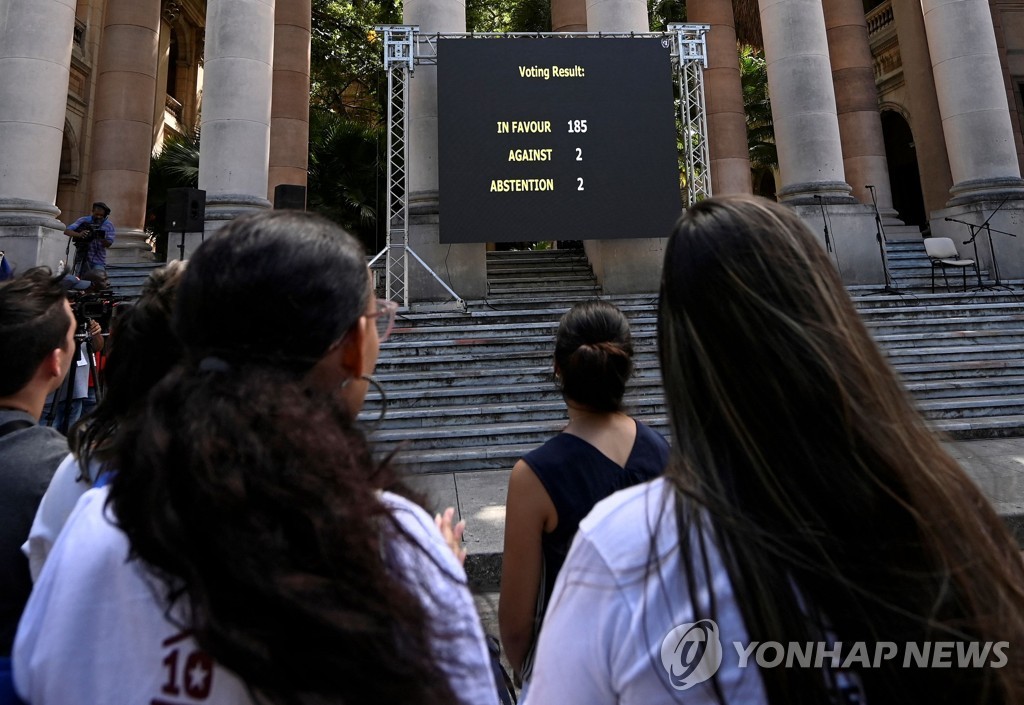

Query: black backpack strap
(0, 419), (33, 439)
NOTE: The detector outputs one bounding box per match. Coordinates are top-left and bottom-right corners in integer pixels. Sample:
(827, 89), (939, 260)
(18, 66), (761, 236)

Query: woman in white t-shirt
(15, 212), (496, 705)
(525, 196), (1024, 705)
(23, 261), (186, 581)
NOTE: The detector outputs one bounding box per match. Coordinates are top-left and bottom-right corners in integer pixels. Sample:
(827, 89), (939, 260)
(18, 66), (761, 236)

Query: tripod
(866, 185), (900, 295)
(43, 321), (99, 435)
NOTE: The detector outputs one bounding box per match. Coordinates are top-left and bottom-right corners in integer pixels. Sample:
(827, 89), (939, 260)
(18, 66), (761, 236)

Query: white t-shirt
(21, 453), (97, 582)
(14, 487), (498, 705)
(523, 477), (767, 705)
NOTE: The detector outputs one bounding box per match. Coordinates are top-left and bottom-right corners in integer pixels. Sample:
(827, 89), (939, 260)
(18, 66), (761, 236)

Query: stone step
(375, 349), (660, 376)
(885, 343), (1023, 365)
(486, 250), (587, 260)
(874, 328), (1024, 348)
(864, 314), (1024, 336)
(368, 378), (663, 407)
(904, 376), (1024, 400)
(374, 415), (671, 458)
(485, 264), (593, 278)
(893, 358), (1024, 381)
(856, 301), (1024, 319)
(485, 285), (602, 297)
(374, 366), (664, 388)
(849, 290), (1020, 307)
(383, 331), (658, 357)
(933, 414), (1024, 439)
(486, 276), (600, 291)
(917, 395), (1024, 419)
(362, 396), (667, 429)
(373, 415), (669, 450)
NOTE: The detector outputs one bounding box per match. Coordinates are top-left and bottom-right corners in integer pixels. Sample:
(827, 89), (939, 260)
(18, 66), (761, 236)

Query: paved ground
(407, 437), (1024, 590)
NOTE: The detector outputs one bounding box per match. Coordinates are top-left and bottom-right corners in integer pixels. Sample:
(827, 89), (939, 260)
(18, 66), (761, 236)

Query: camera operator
(64, 202), (115, 277)
(40, 278), (105, 434)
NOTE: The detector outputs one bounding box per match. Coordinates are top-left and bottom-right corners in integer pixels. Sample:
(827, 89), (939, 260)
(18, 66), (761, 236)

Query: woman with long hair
(523, 195), (1024, 704)
(14, 211), (496, 705)
(23, 261), (186, 580)
(499, 300), (668, 690)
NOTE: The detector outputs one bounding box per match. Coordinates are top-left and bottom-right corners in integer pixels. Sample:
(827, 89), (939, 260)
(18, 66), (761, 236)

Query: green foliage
(648, 0), (687, 30)
(740, 46), (777, 172)
(310, 0), (400, 118)
(306, 108), (386, 253)
(466, 0), (550, 31)
(145, 126), (200, 259)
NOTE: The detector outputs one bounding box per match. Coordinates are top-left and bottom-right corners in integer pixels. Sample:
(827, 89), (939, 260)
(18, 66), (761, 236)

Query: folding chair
(924, 237), (976, 293)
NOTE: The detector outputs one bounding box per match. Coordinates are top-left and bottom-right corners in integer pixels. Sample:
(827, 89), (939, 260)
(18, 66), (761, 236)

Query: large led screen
(437, 38), (683, 244)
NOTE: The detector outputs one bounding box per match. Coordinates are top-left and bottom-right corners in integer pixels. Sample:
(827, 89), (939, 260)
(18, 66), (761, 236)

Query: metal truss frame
(373, 24), (710, 306)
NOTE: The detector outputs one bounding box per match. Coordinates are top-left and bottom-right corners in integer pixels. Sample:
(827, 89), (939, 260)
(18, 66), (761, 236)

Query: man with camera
(64, 202), (115, 277)
(0, 268), (75, 659)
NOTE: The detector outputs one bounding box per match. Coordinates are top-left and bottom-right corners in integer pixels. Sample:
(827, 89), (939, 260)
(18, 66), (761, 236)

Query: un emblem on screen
(660, 619), (723, 690)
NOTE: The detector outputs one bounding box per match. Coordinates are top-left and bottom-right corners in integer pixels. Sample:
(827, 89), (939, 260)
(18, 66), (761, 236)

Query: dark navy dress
(518, 420), (669, 681)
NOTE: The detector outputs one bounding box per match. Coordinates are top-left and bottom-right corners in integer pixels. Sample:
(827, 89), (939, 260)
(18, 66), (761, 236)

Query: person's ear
(42, 347), (66, 386)
(340, 316), (369, 379)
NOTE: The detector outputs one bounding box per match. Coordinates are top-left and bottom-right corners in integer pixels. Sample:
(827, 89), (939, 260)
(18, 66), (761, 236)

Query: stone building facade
(0, 0), (1021, 295)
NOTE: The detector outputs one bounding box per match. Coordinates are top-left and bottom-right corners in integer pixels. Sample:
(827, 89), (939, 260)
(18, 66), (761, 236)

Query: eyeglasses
(367, 298), (399, 342)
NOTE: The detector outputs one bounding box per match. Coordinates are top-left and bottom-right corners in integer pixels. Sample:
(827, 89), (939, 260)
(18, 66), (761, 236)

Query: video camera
(68, 288), (131, 332)
(74, 222), (106, 246)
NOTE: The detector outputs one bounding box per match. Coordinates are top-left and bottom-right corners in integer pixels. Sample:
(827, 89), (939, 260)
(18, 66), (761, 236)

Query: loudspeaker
(166, 188), (206, 232)
(274, 184), (307, 211)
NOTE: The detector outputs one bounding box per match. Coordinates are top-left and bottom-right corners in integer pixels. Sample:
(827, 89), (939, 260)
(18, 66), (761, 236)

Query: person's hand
(87, 320), (102, 339)
(434, 507), (467, 565)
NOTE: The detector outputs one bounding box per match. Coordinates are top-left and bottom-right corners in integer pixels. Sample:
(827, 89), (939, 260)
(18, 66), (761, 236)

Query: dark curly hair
(108, 211), (460, 705)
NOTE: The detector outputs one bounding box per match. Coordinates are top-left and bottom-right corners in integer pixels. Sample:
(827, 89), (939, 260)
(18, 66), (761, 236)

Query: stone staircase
(369, 246), (1024, 475)
(103, 262), (166, 297)
(882, 238), (988, 292)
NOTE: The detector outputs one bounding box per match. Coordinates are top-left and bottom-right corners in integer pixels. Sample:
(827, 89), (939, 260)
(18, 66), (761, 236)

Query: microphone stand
(978, 195), (1015, 290)
(813, 195), (833, 253)
(866, 185), (899, 295)
(943, 207), (1016, 292)
(944, 217), (988, 290)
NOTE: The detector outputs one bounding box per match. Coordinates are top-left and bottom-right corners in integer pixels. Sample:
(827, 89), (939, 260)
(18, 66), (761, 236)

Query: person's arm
(64, 217), (83, 238)
(382, 493), (500, 705)
(86, 319), (104, 353)
(499, 459), (555, 677)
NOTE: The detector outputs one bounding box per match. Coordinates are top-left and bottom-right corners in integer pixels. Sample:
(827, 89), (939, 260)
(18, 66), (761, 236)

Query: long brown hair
(658, 195), (1024, 704)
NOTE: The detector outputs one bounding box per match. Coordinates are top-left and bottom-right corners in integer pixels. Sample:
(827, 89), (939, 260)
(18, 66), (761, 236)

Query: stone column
(758, 0), (853, 203)
(551, 0), (587, 32)
(0, 0), (77, 271)
(89, 0), (163, 262)
(585, 0), (647, 31)
(267, 0), (311, 199)
(687, 0), (752, 195)
(404, 0), (486, 301)
(582, 0), (671, 294)
(920, 0), (1024, 204)
(822, 0), (898, 218)
(197, 0), (275, 246)
(889, 0), (953, 217)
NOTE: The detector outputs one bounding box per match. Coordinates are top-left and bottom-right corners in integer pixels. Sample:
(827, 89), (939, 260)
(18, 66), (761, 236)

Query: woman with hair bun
(499, 300), (669, 690)
(524, 195), (1024, 704)
(14, 211), (497, 705)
